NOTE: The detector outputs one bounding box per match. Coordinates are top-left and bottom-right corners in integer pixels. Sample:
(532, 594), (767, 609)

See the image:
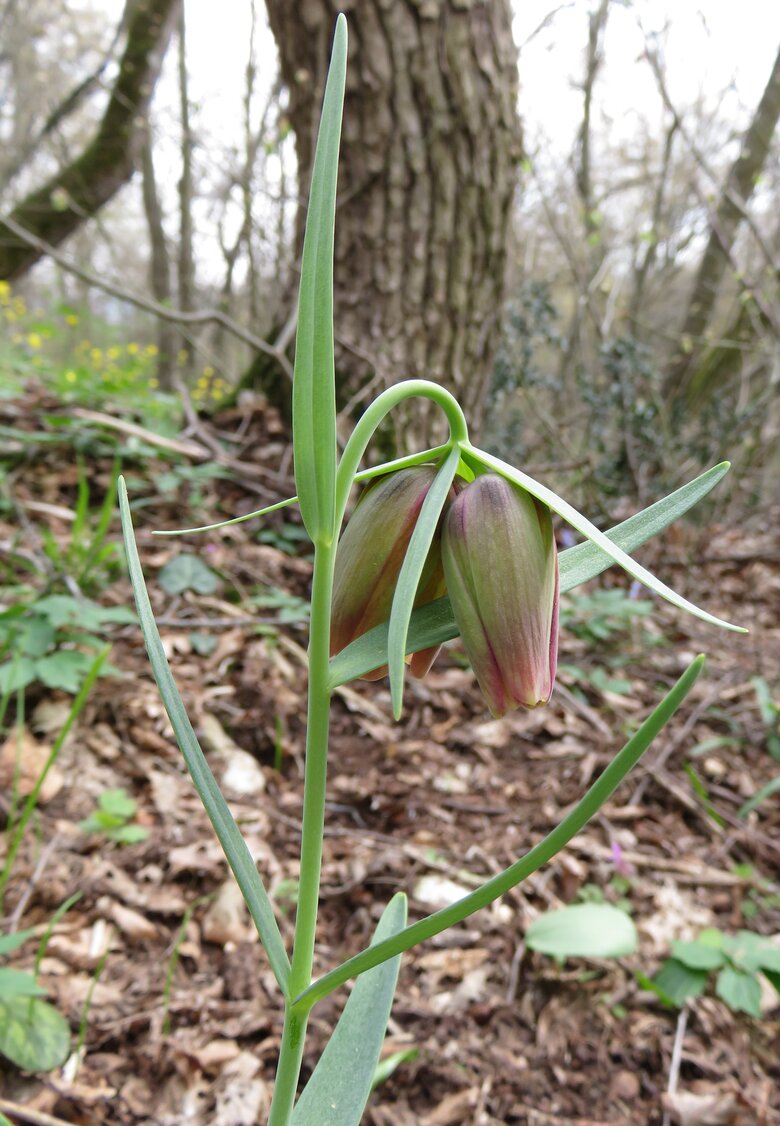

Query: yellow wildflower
(27, 333), (43, 349)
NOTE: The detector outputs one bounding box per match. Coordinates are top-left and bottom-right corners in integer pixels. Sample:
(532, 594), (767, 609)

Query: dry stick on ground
(0, 1101), (74, 1126)
(662, 1006), (689, 1126)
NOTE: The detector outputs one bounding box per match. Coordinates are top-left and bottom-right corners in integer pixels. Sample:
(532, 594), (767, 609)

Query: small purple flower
(442, 473), (559, 717)
(610, 841), (636, 877)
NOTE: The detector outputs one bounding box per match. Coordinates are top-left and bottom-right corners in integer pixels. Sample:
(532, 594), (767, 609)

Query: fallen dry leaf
(0, 726), (63, 802)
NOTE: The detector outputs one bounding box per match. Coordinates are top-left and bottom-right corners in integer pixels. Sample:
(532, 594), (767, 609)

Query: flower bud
(442, 474), (559, 716)
(331, 467), (452, 679)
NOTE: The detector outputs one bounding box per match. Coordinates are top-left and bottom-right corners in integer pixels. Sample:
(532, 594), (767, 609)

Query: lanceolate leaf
(559, 462), (730, 589)
(292, 15), (347, 544)
(291, 894), (407, 1126)
(298, 657), (704, 1007)
(329, 464), (731, 687)
(118, 478), (291, 995)
(465, 446), (743, 634)
(387, 446), (461, 717)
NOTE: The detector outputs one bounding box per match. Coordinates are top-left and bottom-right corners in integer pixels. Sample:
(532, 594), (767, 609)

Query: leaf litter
(0, 389), (778, 1124)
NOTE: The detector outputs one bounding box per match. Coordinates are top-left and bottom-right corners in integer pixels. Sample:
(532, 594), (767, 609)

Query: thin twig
(0, 1100), (74, 1126)
(662, 1005), (689, 1126)
(8, 836), (61, 932)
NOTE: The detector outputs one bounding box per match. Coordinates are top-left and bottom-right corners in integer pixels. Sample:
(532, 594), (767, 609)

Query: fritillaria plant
(119, 16), (743, 1124)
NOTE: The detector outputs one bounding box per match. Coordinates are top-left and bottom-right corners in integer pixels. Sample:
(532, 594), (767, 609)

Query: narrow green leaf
(738, 776), (780, 818)
(526, 903), (637, 960)
(0, 649), (107, 908)
(558, 462), (730, 589)
(371, 1047), (419, 1092)
(291, 893), (407, 1126)
(715, 966), (762, 1017)
(328, 464), (729, 686)
(388, 446), (460, 718)
(297, 656), (704, 1007)
(292, 14), (347, 544)
(465, 447), (743, 633)
(118, 477), (291, 995)
(0, 995), (70, 1071)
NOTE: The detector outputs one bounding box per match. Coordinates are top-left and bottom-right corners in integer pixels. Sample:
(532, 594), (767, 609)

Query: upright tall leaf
(293, 14), (347, 545)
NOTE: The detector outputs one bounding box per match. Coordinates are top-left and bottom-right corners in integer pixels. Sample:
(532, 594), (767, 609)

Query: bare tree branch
(0, 0), (181, 280)
(0, 214), (293, 381)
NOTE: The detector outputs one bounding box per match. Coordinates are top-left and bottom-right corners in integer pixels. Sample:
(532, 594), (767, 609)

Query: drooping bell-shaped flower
(442, 473), (559, 716)
(331, 467), (454, 679)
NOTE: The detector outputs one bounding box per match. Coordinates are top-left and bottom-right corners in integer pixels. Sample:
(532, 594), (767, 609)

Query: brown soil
(1, 391), (778, 1125)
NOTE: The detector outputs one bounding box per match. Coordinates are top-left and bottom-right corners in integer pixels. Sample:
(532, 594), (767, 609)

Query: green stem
(335, 379), (469, 527)
(268, 538), (336, 1124)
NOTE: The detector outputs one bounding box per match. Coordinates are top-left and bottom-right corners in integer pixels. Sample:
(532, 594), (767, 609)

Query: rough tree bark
(264, 0), (522, 447)
(0, 0), (180, 281)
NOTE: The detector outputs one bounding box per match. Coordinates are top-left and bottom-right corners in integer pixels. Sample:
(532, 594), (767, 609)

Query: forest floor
(1, 387), (778, 1126)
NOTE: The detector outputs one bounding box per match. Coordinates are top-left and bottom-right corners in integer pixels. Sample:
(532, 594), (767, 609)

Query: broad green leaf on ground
(0, 968), (46, 999)
(0, 995), (70, 1071)
(526, 903), (637, 960)
(722, 931), (780, 975)
(35, 651), (96, 693)
(0, 928), (37, 957)
(292, 893), (407, 1126)
(715, 966), (762, 1017)
(671, 937), (727, 971)
(157, 554), (220, 595)
(650, 959), (709, 1007)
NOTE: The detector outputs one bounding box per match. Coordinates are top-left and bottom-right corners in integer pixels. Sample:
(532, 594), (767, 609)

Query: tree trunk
(141, 124), (176, 388)
(665, 41), (780, 404)
(176, 4), (196, 373)
(0, 0), (181, 281)
(264, 0), (522, 448)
